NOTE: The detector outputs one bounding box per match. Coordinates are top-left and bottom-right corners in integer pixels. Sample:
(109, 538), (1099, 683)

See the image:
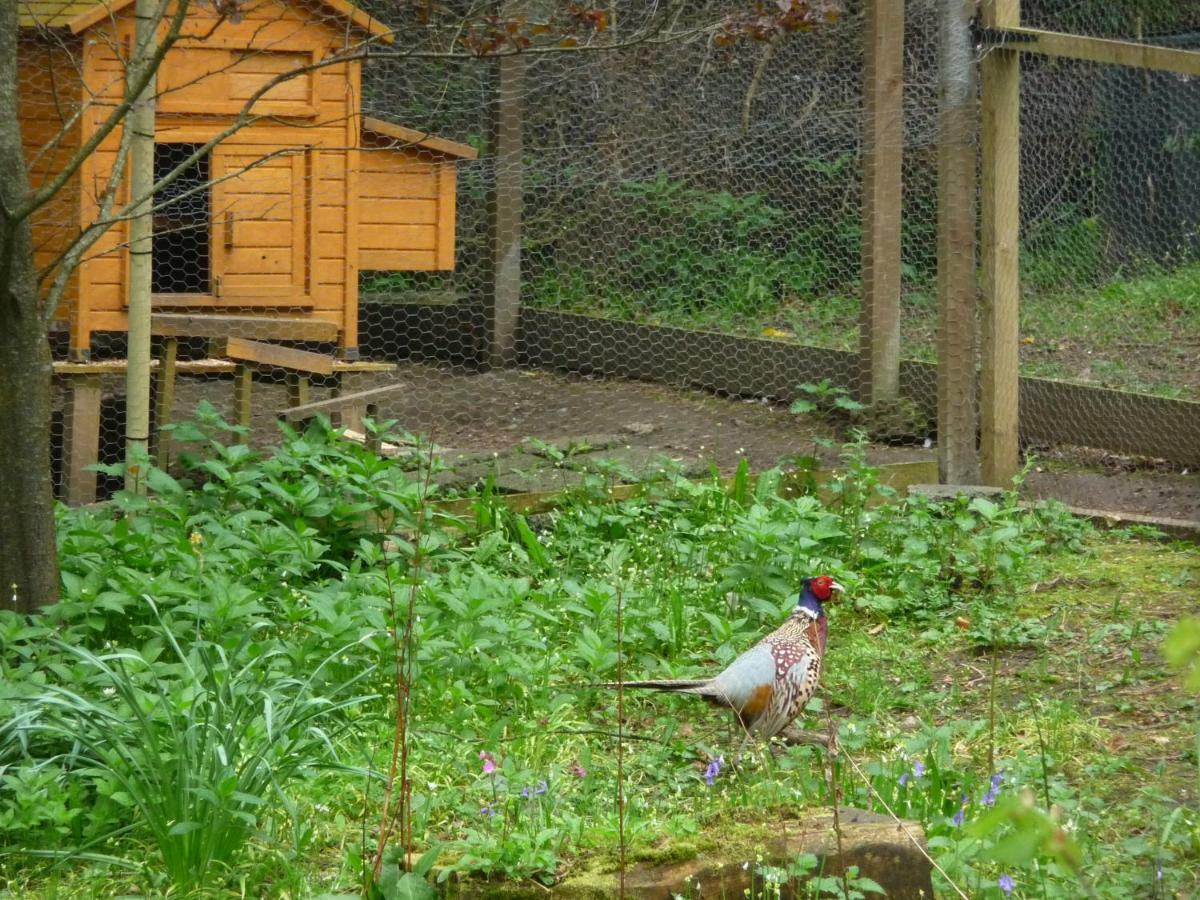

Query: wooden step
(212, 337), (335, 375)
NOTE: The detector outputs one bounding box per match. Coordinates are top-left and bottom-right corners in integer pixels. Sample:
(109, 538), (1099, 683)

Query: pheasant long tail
(600, 678), (713, 693)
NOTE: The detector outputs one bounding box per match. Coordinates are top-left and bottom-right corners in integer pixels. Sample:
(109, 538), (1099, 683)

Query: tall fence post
(124, 0), (156, 491)
(936, 0), (980, 484)
(485, 37), (525, 368)
(860, 0), (905, 404)
(980, 0), (1022, 485)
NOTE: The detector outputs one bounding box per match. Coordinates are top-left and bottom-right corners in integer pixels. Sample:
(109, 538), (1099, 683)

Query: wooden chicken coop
(19, 0), (478, 361)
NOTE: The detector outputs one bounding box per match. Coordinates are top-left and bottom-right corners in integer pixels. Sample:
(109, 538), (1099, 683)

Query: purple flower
(998, 873), (1014, 896)
(481, 806), (496, 818)
(704, 756), (724, 786)
(913, 761), (926, 778)
(899, 772), (910, 787)
(982, 772), (1004, 807)
(521, 780), (549, 799)
(569, 761), (587, 779)
(479, 751), (496, 775)
(952, 796), (968, 827)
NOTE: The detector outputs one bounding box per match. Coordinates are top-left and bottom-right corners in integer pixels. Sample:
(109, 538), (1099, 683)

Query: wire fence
(15, 0), (1200, 506)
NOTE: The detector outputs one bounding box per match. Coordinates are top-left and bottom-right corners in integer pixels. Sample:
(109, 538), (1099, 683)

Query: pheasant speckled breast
(605, 575), (843, 741)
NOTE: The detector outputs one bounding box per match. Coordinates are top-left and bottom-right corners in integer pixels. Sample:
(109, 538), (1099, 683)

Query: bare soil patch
(162, 363), (1200, 522)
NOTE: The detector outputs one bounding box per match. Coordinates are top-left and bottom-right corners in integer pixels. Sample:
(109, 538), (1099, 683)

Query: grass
(528, 195), (1200, 401)
(0, 418), (1197, 897)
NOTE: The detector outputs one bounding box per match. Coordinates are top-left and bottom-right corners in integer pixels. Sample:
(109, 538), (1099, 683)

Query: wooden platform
(53, 352), (397, 506)
(151, 312), (340, 342)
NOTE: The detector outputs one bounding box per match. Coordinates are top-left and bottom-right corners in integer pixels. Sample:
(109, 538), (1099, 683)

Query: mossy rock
(438, 808), (934, 899)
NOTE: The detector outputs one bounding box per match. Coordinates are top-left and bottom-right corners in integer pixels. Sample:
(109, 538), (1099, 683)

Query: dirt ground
(165, 362), (1200, 523)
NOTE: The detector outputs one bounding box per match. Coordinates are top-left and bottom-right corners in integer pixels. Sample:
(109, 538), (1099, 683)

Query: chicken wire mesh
(13, 0), (1200, 507)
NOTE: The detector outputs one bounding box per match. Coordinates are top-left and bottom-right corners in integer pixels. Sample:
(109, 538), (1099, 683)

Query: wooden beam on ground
(278, 383), (406, 423)
(981, 25), (1200, 76)
(980, 0), (1022, 486)
(331, 360), (397, 374)
(936, 0), (980, 484)
(62, 375), (102, 506)
(151, 313), (339, 343)
(860, 0), (905, 404)
(154, 338), (178, 469)
(211, 337), (336, 375)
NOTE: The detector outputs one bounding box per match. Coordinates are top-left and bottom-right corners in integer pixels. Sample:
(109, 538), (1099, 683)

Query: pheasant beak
(829, 580), (846, 598)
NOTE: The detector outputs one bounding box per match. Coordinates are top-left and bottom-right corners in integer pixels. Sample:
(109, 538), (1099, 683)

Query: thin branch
(14, 0), (192, 225)
(741, 29), (783, 136)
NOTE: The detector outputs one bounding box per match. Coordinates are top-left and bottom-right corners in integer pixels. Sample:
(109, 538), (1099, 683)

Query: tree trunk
(0, 0), (61, 612)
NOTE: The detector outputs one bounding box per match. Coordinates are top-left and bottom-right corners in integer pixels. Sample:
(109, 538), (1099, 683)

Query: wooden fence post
(936, 0), (980, 484)
(124, 0), (157, 490)
(485, 30), (525, 368)
(860, 0), (905, 404)
(980, 0), (1022, 485)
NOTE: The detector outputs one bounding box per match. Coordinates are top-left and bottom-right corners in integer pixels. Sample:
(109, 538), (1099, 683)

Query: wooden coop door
(210, 147), (312, 307)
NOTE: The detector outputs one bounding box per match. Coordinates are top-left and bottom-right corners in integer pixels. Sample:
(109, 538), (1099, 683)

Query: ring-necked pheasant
(605, 575), (844, 742)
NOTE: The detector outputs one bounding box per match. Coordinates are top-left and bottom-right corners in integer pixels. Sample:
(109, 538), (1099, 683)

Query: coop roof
(18, 0), (395, 41)
(360, 116), (479, 160)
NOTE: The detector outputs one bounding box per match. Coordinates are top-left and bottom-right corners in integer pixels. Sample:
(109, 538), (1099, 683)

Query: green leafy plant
(13, 605), (374, 891)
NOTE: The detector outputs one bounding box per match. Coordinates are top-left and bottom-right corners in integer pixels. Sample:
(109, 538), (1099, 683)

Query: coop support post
(154, 337), (178, 469)
(860, 0), (905, 404)
(124, 0), (156, 490)
(485, 28), (525, 368)
(233, 364), (253, 429)
(980, 0), (1022, 485)
(63, 376), (102, 506)
(935, 0), (980, 484)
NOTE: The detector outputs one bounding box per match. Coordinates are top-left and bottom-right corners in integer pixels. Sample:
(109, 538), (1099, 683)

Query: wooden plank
(151, 312), (339, 341)
(358, 224), (438, 252)
(331, 360), (395, 373)
(278, 382), (406, 422)
(936, 0), (980, 484)
(980, 0), (1022, 486)
(357, 249), (439, 271)
(341, 66), (360, 358)
(154, 338), (179, 469)
(291, 151), (308, 297)
(360, 116), (479, 159)
(355, 198), (439, 227)
(436, 163), (457, 270)
(860, 0), (905, 403)
(990, 25), (1200, 76)
(62, 375), (102, 506)
(211, 336), (336, 375)
(354, 169), (438, 198)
